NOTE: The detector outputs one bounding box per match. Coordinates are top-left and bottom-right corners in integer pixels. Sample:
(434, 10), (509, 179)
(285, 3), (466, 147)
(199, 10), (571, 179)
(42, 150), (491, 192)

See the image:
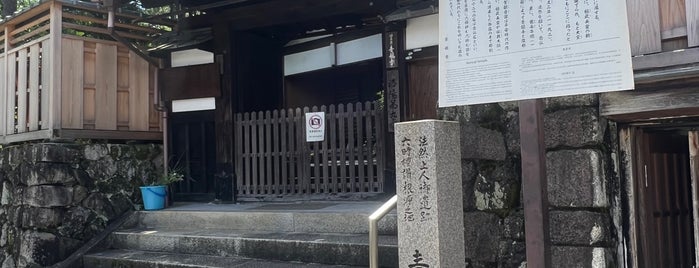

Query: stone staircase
(82, 202), (398, 267)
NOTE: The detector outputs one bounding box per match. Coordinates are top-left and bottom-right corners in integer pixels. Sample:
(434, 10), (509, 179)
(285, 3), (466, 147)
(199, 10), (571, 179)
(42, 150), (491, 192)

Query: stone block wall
(0, 142), (162, 267)
(439, 94), (617, 268)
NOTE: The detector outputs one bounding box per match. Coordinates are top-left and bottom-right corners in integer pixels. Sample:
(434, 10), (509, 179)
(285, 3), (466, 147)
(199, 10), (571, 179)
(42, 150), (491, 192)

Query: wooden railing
(0, 1), (167, 144)
(235, 102), (386, 198)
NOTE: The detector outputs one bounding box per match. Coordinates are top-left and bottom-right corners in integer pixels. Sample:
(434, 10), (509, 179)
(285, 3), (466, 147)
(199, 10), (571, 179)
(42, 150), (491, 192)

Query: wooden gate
(234, 102), (385, 198)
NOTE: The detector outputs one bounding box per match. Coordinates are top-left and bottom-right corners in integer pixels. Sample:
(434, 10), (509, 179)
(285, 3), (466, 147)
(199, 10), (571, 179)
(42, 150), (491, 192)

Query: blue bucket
(140, 185), (167, 210)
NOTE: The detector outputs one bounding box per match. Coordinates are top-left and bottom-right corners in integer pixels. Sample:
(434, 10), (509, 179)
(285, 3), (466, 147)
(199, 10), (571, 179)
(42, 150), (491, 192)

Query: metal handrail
(368, 195), (398, 268)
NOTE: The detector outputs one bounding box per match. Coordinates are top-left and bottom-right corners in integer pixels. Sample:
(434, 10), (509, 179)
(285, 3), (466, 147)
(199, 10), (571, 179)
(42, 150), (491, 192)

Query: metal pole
(518, 99), (551, 268)
(368, 195), (398, 268)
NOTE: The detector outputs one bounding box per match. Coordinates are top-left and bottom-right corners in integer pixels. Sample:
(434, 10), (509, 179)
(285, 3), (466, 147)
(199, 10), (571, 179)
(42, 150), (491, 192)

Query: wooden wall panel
(16, 50), (28, 133)
(0, 55), (5, 136)
(129, 51), (150, 131)
(117, 91), (129, 127)
(688, 0), (699, 46)
(627, 0), (662, 55)
(83, 88), (95, 125)
(149, 65), (160, 131)
(6, 53), (16, 134)
(28, 43), (40, 131)
(117, 52), (129, 128)
(41, 39), (50, 129)
(61, 38), (84, 129)
(94, 43), (117, 130)
(659, 0), (687, 39)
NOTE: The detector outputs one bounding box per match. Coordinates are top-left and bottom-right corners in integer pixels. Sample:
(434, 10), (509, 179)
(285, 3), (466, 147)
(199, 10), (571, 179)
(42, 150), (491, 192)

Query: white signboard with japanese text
(305, 112), (325, 142)
(439, 0), (634, 107)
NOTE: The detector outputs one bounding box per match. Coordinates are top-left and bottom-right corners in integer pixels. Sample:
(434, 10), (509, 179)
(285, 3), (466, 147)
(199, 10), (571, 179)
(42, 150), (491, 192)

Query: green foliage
(141, 168), (184, 186)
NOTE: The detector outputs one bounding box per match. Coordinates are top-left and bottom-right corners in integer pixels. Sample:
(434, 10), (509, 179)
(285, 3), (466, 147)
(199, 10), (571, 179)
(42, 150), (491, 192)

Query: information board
(439, 0), (634, 107)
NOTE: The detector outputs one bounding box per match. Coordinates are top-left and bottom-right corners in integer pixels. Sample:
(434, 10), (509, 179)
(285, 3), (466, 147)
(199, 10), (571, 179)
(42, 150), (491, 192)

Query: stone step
(83, 249), (366, 268)
(107, 228), (398, 267)
(128, 210), (397, 235)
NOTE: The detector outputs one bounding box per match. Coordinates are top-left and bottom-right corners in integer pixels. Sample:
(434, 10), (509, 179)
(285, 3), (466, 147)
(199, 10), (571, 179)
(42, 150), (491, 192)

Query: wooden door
(407, 58), (438, 121)
(169, 111), (217, 202)
(636, 130), (695, 267)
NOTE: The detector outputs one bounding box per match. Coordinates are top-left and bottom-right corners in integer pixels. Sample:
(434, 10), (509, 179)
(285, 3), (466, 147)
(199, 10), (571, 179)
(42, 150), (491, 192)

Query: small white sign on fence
(305, 112), (325, 142)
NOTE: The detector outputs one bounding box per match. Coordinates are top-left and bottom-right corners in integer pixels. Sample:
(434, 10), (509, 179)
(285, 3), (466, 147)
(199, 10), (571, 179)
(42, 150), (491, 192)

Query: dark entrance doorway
(635, 130), (696, 267)
(168, 110), (217, 202)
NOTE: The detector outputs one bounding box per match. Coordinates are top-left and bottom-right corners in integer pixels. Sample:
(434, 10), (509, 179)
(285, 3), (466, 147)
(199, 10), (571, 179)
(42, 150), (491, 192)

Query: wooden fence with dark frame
(235, 102), (386, 198)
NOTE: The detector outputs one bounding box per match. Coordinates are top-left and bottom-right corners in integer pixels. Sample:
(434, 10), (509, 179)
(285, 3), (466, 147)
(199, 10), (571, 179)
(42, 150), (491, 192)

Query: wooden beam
(619, 128), (640, 268)
(55, 129), (162, 140)
(49, 1), (63, 131)
(213, 22), (234, 201)
(688, 131), (699, 267)
(600, 87), (699, 121)
(3, 130), (53, 144)
(186, 0), (382, 29)
(632, 47), (699, 71)
(518, 99), (551, 268)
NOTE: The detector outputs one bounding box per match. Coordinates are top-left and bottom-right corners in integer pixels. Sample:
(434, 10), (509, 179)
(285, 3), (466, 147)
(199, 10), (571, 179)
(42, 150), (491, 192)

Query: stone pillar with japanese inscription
(395, 120), (465, 268)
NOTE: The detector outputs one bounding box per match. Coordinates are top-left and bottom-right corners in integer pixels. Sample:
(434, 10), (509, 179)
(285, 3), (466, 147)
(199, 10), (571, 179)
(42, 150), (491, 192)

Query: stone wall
(439, 94), (617, 268)
(0, 142), (163, 267)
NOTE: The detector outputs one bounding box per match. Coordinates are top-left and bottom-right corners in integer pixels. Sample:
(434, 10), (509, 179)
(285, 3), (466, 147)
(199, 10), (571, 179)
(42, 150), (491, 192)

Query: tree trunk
(1, 0), (17, 18)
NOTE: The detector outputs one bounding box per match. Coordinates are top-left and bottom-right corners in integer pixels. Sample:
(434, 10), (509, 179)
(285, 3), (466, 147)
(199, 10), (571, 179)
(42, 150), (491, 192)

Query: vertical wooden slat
(321, 105), (329, 194)
(328, 105), (338, 193)
(280, 109), (289, 194)
(15, 51), (26, 133)
(235, 113), (243, 196)
(244, 113), (252, 195)
(687, 0), (699, 47)
(265, 110), (272, 194)
(626, 0), (662, 55)
(661, 154), (676, 266)
(651, 154), (666, 266)
(375, 101), (385, 192)
(129, 51), (150, 131)
(365, 102), (375, 192)
(678, 155), (694, 266)
(314, 106), (322, 194)
(355, 102), (365, 192)
(6, 53), (16, 134)
(40, 39), (50, 129)
(347, 103), (356, 192)
(49, 2), (62, 131)
(0, 54), (5, 136)
(61, 38), (84, 129)
(338, 104), (347, 192)
(670, 154), (685, 267)
(302, 107), (311, 194)
(288, 108), (297, 194)
(250, 112), (258, 195)
(94, 43), (117, 130)
(258, 111), (266, 194)
(273, 110), (281, 195)
(16, 49), (28, 133)
(28, 44), (40, 131)
(689, 131), (699, 267)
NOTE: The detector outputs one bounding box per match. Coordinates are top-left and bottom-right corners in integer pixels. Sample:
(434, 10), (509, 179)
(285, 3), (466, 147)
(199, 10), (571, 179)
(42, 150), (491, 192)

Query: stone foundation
(0, 142), (162, 267)
(440, 94), (617, 268)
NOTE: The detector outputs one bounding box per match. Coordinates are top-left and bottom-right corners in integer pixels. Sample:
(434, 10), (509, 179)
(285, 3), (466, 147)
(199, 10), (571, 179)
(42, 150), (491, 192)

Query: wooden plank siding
(234, 102), (385, 198)
(627, 0), (662, 55)
(688, 0), (699, 47)
(57, 38), (159, 132)
(0, 54), (5, 137)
